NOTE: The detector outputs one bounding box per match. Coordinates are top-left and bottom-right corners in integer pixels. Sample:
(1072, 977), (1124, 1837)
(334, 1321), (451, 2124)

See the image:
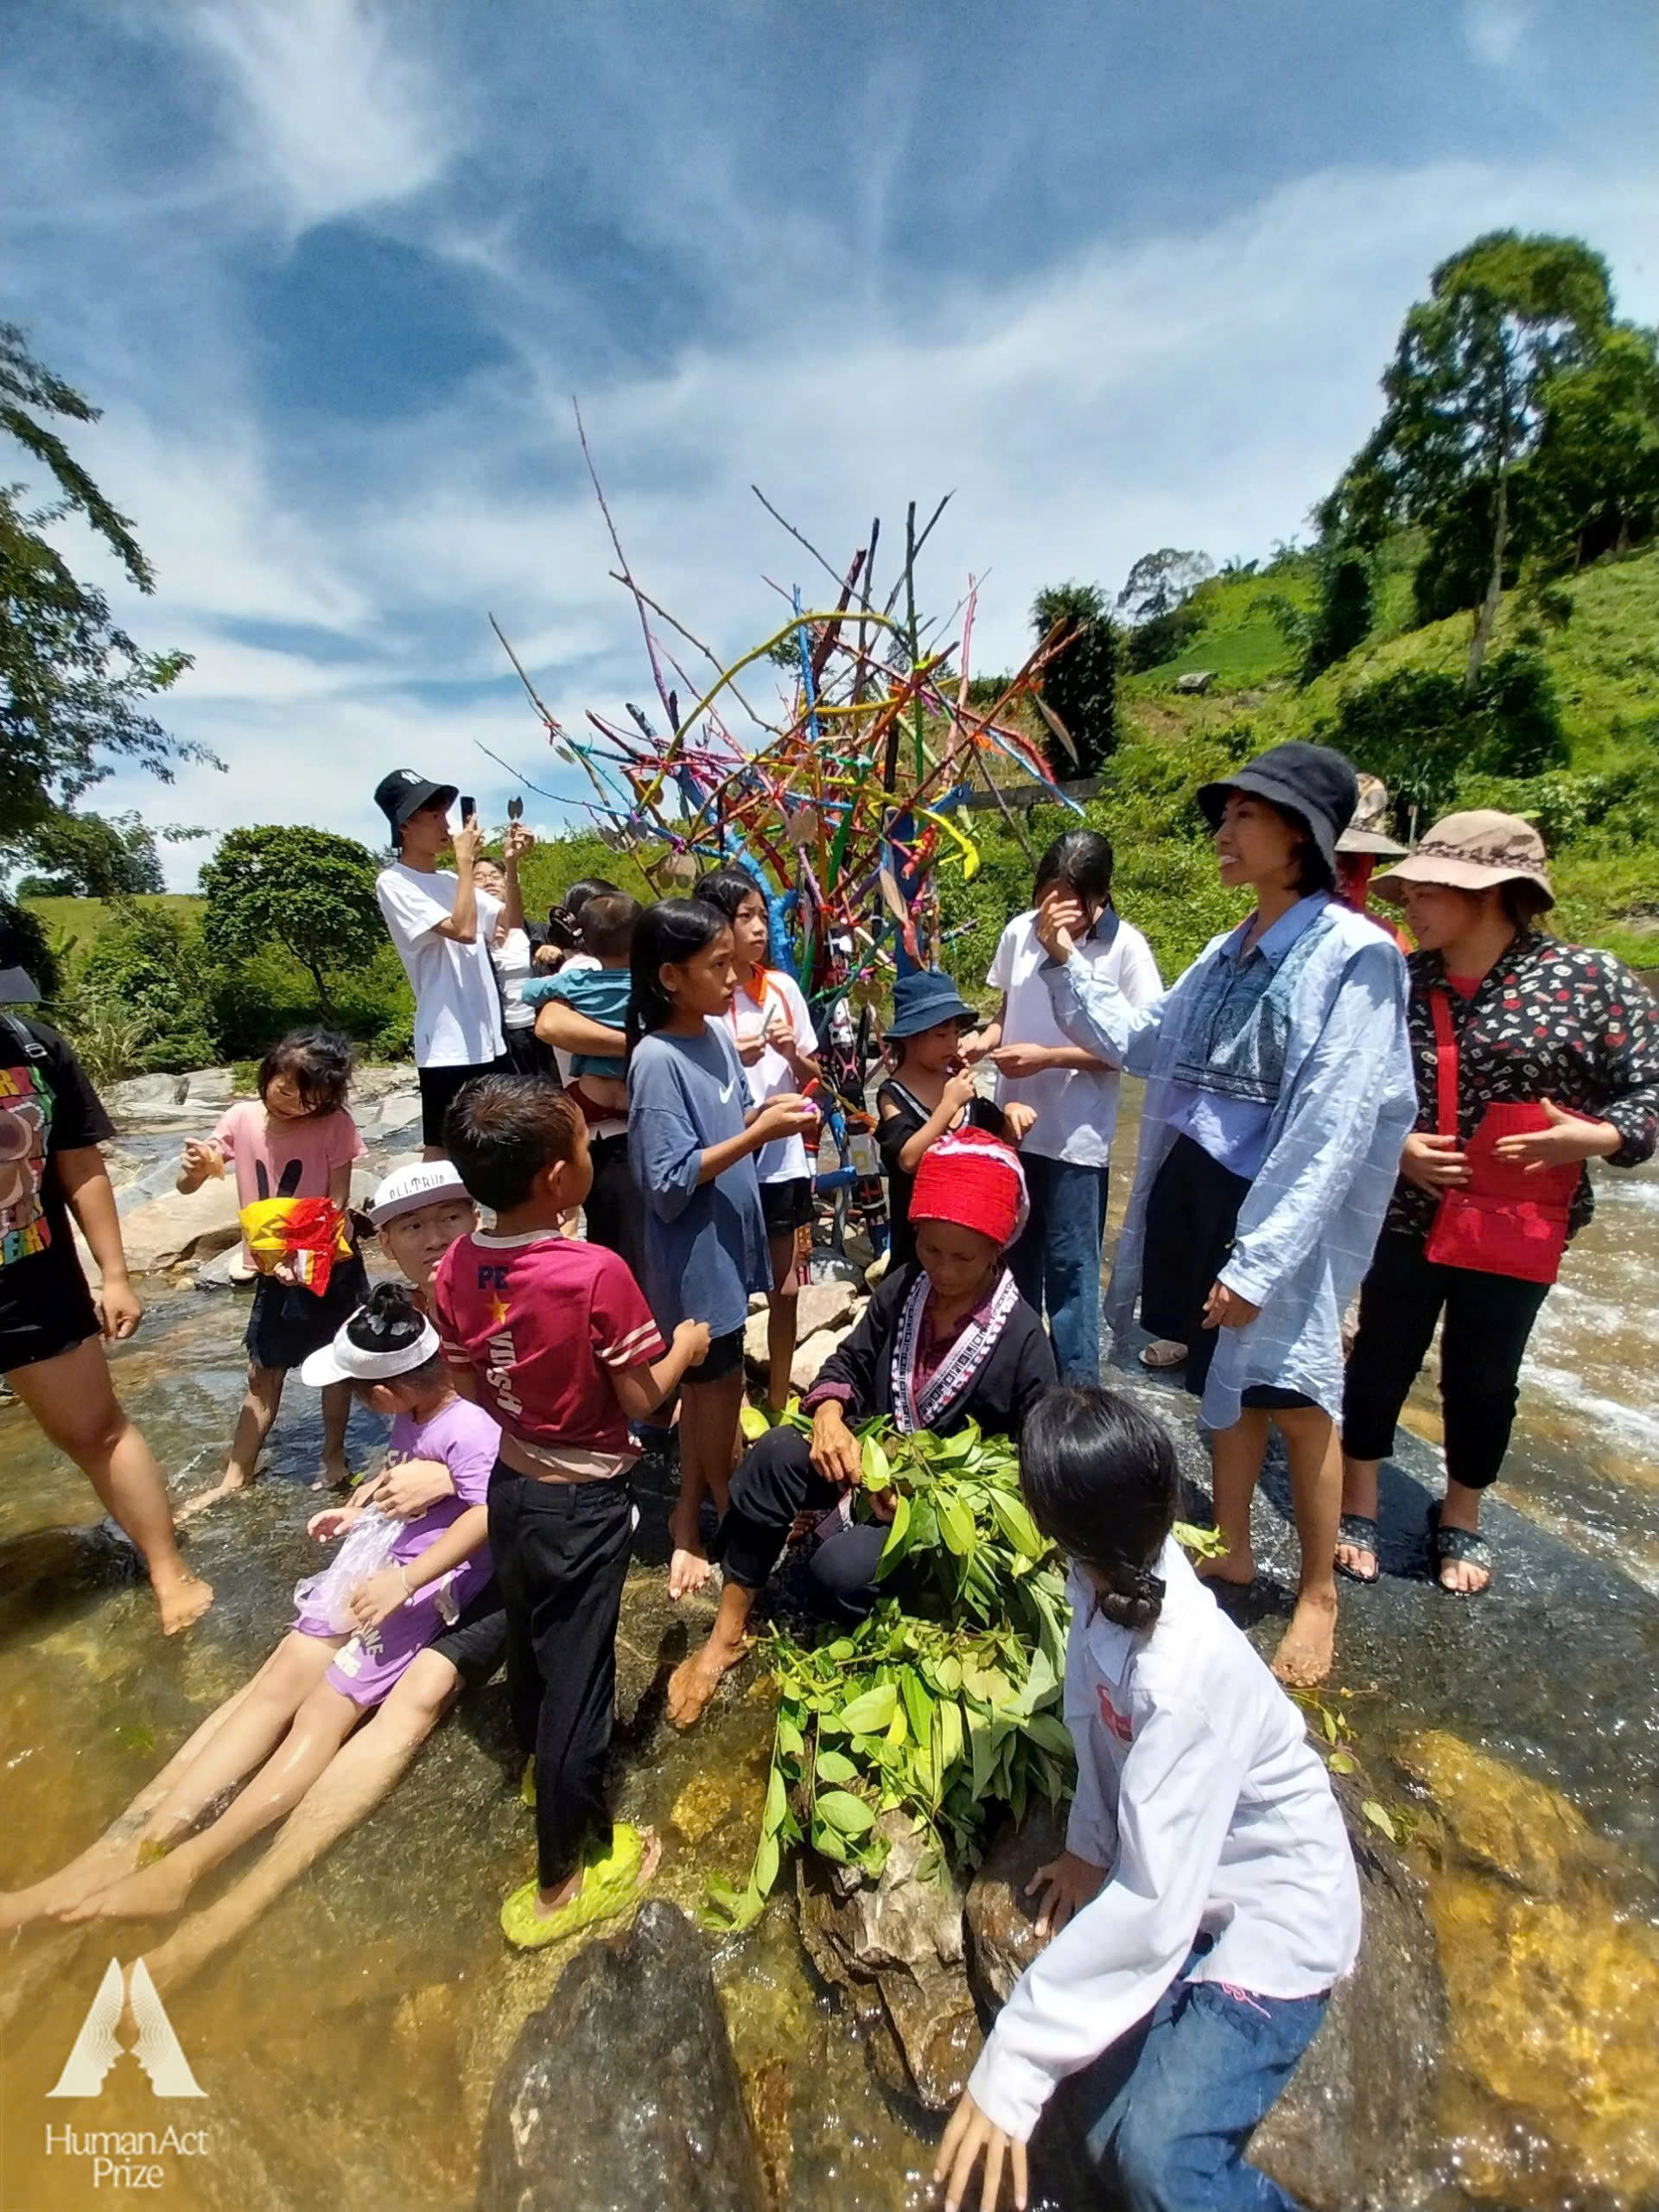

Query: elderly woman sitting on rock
(667, 1131), (1058, 1727)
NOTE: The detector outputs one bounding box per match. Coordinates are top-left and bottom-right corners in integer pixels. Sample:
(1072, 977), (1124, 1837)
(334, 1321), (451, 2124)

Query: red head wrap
(908, 1128), (1029, 1251)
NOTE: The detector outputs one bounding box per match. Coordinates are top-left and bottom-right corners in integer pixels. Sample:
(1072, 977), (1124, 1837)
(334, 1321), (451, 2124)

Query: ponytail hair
(626, 898), (731, 1054)
(1018, 1386), (1180, 1630)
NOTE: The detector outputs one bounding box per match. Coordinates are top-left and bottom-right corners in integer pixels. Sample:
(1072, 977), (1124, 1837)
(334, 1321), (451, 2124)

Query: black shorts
(427, 1575), (509, 1689)
(245, 1253), (371, 1372)
(1141, 1134), (1313, 1410)
(0, 1243), (100, 1375)
(418, 1057), (512, 1148)
(501, 1027), (557, 1081)
(680, 1326), (745, 1386)
(760, 1177), (814, 1236)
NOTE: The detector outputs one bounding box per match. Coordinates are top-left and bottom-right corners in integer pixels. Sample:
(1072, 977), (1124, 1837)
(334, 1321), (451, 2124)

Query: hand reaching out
(935, 2092), (1027, 2212)
(1026, 1849), (1105, 1938)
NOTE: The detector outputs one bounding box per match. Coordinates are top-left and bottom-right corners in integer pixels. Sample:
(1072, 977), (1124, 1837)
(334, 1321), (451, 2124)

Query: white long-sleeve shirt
(968, 1541), (1361, 2142)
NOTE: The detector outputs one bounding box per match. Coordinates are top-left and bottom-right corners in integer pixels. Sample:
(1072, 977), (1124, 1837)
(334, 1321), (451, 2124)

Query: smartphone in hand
(460, 794), (476, 823)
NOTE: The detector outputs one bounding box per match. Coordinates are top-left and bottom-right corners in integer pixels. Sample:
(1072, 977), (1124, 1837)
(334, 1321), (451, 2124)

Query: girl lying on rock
(0, 1278), (499, 1952)
(937, 1386), (1360, 2212)
(667, 1129), (1058, 1728)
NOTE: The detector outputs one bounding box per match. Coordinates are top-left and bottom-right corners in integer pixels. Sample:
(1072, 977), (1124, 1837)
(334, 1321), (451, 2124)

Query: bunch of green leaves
(705, 1416), (1224, 1932)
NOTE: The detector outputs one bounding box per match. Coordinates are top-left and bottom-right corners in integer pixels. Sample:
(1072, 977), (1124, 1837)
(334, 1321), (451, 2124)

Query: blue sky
(5, 0), (1654, 880)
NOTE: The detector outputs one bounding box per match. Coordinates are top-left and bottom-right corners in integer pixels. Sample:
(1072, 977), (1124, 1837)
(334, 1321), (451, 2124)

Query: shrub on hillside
(1320, 649), (1567, 823)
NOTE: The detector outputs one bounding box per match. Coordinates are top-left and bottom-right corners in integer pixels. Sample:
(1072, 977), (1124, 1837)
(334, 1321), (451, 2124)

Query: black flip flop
(1334, 1512), (1379, 1586)
(1427, 1501), (1492, 1596)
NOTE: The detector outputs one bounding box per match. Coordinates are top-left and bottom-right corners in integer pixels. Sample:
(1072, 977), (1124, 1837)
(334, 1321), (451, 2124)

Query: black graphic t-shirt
(0, 1015), (113, 1346)
(1385, 935), (1659, 1246)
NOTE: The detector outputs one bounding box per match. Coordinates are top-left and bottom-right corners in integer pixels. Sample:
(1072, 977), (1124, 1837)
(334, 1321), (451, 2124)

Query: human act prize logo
(42, 1960), (210, 2189)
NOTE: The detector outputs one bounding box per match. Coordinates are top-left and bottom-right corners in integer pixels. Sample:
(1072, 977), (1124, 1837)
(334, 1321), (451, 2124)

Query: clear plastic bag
(293, 1508), (404, 1634)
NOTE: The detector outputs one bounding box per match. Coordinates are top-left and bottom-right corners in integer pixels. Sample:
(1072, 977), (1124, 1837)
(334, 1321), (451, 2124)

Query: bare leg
(1268, 1408), (1340, 1688)
(667, 1579), (759, 1728)
(1197, 1410), (1268, 1587)
(59, 1635), (340, 1921)
(73, 1675), (364, 1921)
(1336, 1453), (1382, 1580)
(1434, 1474), (1491, 1595)
(315, 1380), (353, 1491)
(670, 1370), (743, 1599)
(143, 1653), (462, 1994)
(766, 1228), (799, 1415)
(179, 1363), (284, 1518)
(6, 1339), (212, 1635)
(0, 1676), (264, 1931)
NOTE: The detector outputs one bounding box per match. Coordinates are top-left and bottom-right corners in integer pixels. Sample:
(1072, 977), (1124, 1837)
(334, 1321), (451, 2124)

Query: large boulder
(474, 1901), (766, 2212)
(797, 1812), (980, 2110)
(86, 1176), (244, 1277)
(963, 1796), (1446, 2212)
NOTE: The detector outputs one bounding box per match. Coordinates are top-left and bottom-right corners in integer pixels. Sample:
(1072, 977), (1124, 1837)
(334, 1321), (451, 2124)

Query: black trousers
(584, 1131), (647, 1290)
(716, 1427), (840, 1592)
(487, 1463), (634, 1888)
(1342, 1230), (1551, 1492)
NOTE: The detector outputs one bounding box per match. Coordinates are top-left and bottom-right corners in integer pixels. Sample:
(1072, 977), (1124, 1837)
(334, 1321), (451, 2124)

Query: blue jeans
(1072, 1944), (1328, 2211)
(1008, 1154), (1109, 1384)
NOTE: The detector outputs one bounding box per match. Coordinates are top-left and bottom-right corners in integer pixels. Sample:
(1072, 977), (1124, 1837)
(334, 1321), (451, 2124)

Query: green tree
(1319, 649), (1567, 823)
(1, 325), (213, 849)
(200, 825), (386, 1020)
(1030, 582), (1120, 775)
(0, 891), (59, 1001)
(15, 808), (167, 897)
(1116, 548), (1215, 673)
(1531, 323), (1659, 567)
(1328, 232), (1612, 688)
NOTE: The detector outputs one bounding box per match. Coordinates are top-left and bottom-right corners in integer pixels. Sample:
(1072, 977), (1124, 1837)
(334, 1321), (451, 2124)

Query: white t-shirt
(376, 862), (505, 1070)
(986, 908), (1161, 1166)
(493, 926), (536, 1031)
(724, 969), (819, 1183)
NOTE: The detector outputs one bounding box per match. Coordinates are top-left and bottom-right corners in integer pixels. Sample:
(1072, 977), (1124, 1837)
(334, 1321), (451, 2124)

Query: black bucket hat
(374, 768), (459, 840)
(1196, 741), (1359, 874)
(0, 917), (41, 1005)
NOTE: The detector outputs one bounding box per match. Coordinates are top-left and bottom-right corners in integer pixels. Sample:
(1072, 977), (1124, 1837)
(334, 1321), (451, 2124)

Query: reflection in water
(0, 1136), (1656, 2207)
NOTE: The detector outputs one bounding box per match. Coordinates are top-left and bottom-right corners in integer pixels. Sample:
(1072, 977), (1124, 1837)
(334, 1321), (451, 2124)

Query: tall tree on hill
(200, 825), (385, 1019)
(1328, 232), (1612, 690)
(16, 808), (167, 898)
(1030, 582), (1120, 775)
(1116, 548), (1215, 671)
(0, 324), (213, 852)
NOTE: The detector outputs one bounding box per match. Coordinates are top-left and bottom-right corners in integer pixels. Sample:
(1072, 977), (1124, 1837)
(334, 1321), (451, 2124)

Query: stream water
(1, 1106), (1656, 2209)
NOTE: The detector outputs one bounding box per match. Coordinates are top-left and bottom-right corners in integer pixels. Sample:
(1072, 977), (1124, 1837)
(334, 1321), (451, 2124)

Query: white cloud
(172, 0), (464, 231)
(1465, 0), (1533, 70)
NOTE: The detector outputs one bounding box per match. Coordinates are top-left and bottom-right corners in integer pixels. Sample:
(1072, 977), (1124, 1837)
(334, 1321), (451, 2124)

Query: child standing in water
(436, 1079), (713, 1946)
(694, 868), (823, 1412)
(938, 1386), (1359, 2212)
(177, 1030), (367, 1511)
(626, 899), (820, 1596)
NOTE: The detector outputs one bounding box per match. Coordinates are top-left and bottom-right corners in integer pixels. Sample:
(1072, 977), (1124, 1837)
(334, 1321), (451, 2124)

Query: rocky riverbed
(0, 1071), (1654, 2210)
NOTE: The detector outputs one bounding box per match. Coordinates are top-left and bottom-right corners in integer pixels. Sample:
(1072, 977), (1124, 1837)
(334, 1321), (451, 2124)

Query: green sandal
(519, 1757), (536, 1809)
(499, 1823), (649, 1950)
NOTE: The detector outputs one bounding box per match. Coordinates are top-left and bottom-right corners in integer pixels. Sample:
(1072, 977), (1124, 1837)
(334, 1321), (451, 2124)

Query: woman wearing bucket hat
(1338, 811), (1659, 1595)
(1031, 741), (1417, 1686)
(666, 1130), (1058, 1726)
(876, 968), (1035, 1270)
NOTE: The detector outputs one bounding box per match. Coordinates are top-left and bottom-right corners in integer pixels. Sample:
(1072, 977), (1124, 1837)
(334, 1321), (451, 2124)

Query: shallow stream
(1, 1109), (1656, 2209)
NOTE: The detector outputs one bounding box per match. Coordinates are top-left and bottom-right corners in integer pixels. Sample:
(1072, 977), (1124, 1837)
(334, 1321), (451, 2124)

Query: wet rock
(1395, 1728), (1595, 1899)
(797, 1810), (980, 2110)
(1403, 1731), (1659, 2207)
(474, 1901), (766, 2212)
(964, 1800), (1446, 2212)
(94, 1179), (244, 1276)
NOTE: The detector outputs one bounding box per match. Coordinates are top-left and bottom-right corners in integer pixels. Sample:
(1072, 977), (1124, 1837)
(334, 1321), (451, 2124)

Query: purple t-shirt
(385, 1394), (499, 1613)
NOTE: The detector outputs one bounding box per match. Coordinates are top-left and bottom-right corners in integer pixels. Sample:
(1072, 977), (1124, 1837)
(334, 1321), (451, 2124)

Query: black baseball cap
(1196, 742), (1359, 874)
(374, 769), (459, 839)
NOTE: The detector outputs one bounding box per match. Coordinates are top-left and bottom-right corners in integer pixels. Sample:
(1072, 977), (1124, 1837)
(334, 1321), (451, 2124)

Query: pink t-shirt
(213, 1099), (365, 1211)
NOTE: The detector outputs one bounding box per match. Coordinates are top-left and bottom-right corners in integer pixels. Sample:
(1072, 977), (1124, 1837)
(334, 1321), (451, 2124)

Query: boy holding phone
(373, 771), (534, 1158)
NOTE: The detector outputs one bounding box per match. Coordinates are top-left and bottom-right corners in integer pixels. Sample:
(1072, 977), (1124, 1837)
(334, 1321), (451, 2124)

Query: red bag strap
(1428, 988), (1459, 1138)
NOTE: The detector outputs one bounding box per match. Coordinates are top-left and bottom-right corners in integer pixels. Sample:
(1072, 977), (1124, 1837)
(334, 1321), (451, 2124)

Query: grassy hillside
(23, 892), (205, 955)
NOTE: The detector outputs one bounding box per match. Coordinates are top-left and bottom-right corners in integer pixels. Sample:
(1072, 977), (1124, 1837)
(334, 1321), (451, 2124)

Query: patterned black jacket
(1386, 932), (1659, 1245)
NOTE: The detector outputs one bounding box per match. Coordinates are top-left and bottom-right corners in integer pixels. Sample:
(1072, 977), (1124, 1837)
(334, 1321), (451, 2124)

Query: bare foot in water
(0, 1838), (149, 1932)
(1270, 1589), (1338, 1688)
(153, 1567), (214, 1635)
(666, 1637), (747, 1729)
(311, 1453), (353, 1493)
(175, 1471), (248, 1523)
(667, 1505), (710, 1600)
(62, 1847), (197, 1923)
(1196, 1545), (1255, 1590)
